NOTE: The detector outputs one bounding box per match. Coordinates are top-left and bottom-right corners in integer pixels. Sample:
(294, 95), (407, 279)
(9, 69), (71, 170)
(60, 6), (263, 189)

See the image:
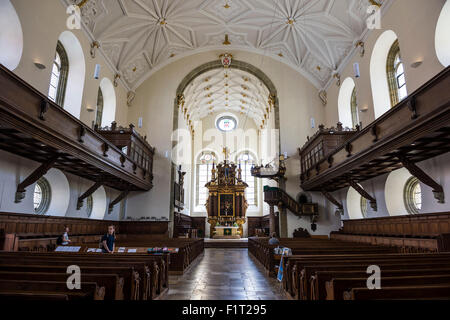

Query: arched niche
(41, 168), (70, 217)
(370, 30), (399, 119)
(0, 0), (23, 70)
(346, 186), (364, 220)
(435, 0), (450, 67)
(338, 77), (356, 128)
(90, 186), (107, 220)
(385, 167), (415, 216)
(58, 31), (86, 119)
(99, 77), (117, 127)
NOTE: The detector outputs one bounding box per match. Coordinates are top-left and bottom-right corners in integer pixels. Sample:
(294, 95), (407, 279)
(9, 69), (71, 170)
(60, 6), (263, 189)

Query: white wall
(0, 150), (121, 220)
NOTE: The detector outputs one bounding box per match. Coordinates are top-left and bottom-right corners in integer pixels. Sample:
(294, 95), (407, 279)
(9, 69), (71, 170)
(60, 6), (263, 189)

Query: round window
(216, 116), (237, 132)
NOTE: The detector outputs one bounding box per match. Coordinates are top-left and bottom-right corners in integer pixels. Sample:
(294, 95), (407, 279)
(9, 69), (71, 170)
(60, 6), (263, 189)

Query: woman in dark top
(101, 225), (116, 253)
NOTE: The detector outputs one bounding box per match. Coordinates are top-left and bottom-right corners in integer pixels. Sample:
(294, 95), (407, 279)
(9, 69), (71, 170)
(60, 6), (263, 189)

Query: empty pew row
(249, 237), (450, 300)
(0, 250), (170, 300)
(331, 212), (450, 252)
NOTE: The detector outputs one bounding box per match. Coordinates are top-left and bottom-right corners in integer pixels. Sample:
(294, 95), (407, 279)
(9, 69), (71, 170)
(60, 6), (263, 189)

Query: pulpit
(205, 149), (248, 238)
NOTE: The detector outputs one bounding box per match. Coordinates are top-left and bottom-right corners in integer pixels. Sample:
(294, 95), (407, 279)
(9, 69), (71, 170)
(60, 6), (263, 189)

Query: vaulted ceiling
(183, 68), (270, 124)
(70, 0), (386, 90)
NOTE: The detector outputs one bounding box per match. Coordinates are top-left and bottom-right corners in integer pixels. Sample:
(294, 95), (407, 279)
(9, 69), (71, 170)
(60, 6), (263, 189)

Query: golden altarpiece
(205, 149), (248, 239)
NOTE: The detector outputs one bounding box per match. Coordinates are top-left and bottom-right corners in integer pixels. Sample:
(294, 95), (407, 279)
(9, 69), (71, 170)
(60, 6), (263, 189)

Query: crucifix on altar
(205, 147), (249, 239)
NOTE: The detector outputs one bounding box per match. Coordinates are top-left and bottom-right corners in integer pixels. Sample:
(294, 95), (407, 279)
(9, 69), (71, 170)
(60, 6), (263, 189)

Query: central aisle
(163, 248), (287, 300)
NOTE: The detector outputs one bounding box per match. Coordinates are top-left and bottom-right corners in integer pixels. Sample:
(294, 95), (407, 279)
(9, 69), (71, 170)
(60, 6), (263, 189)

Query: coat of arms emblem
(220, 53), (233, 68)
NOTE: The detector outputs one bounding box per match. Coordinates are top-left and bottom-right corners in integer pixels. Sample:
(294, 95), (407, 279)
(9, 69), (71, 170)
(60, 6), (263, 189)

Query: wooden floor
(162, 248), (287, 300)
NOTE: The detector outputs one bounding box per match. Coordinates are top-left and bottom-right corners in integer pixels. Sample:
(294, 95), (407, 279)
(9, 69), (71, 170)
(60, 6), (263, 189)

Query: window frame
(236, 151), (258, 207)
(48, 41), (69, 107)
(350, 87), (359, 129)
(195, 152), (217, 208)
(404, 176), (422, 215)
(386, 39), (407, 107)
(95, 87), (104, 127)
(86, 194), (93, 218)
(360, 196), (368, 218)
(34, 177), (51, 215)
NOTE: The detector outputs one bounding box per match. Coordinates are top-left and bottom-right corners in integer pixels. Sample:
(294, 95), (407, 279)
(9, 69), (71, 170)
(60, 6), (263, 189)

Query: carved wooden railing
(0, 64), (153, 193)
(300, 67), (450, 196)
(263, 186), (318, 218)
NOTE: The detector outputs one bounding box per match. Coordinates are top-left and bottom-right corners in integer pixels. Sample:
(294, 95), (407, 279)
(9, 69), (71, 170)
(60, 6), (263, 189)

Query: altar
(205, 147), (249, 238)
(214, 226), (240, 239)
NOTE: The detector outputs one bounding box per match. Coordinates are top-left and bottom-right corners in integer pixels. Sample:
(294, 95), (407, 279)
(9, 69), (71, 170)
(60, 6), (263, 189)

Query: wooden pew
(328, 274), (450, 300)
(0, 253), (163, 300)
(0, 264), (139, 300)
(313, 267), (450, 300)
(344, 284), (450, 300)
(0, 279), (105, 300)
(0, 271), (124, 300)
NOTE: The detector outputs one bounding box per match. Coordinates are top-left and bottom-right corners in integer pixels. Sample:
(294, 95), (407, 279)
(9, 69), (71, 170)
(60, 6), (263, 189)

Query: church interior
(0, 0), (450, 304)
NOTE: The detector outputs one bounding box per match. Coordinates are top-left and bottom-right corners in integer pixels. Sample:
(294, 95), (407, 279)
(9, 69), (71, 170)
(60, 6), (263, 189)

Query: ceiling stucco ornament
(220, 53), (233, 68)
(182, 67), (270, 124)
(66, 0), (389, 90)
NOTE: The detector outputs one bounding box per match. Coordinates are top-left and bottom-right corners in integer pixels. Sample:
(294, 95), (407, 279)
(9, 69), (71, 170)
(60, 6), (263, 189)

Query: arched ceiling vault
(68, 0), (388, 90)
(183, 68), (270, 124)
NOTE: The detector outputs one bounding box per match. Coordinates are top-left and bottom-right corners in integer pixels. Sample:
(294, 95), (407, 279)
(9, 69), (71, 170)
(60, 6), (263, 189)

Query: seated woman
(268, 232), (280, 245)
(61, 226), (71, 246)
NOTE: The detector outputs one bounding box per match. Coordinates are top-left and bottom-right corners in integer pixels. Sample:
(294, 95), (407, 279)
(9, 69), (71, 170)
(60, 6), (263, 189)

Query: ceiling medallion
(223, 34), (231, 45)
(220, 53), (233, 68)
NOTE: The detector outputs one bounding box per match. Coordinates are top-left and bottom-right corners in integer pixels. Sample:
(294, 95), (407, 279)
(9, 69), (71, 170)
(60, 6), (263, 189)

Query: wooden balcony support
(348, 179), (377, 211)
(15, 155), (59, 203)
(108, 189), (130, 213)
(76, 181), (103, 210)
(321, 189), (344, 214)
(399, 154), (445, 203)
(0, 64), (154, 193)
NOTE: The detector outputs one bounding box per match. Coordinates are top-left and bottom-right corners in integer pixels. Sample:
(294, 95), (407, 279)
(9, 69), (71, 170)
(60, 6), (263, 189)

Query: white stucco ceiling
(183, 68), (270, 124)
(69, 0), (387, 90)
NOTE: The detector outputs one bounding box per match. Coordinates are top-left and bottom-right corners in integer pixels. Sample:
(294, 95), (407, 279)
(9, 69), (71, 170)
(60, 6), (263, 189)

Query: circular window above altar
(216, 115), (237, 132)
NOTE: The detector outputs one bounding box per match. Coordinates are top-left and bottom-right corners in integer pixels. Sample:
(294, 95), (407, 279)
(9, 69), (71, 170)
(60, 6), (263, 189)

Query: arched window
(387, 40), (407, 107)
(0, 0), (23, 70)
(338, 77), (356, 128)
(48, 41), (69, 106)
(34, 178), (51, 215)
(360, 196), (368, 218)
(196, 152), (217, 207)
(237, 152), (257, 207)
(86, 195), (93, 218)
(350, 87), (359, 128)
(404, 177), (422, 214)
(95, 87), (104, 127)
(435, 0), (450, 67)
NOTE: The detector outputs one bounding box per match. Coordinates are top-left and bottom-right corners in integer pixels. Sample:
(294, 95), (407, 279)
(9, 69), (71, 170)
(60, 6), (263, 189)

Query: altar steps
(204, 238), (248, 248)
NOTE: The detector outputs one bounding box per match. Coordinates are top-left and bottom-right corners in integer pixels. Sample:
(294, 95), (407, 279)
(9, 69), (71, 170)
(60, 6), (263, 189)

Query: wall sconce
(114, 74), (121, 87)
(86, 105), (95, 112)
(33, 61), (46, 70)
(333, 73), (341, 87)
(355, 41), (365, 58)
(411, 60), (423, 69)
(90, 41), (100, 59)
(360, 105), (369, 113)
